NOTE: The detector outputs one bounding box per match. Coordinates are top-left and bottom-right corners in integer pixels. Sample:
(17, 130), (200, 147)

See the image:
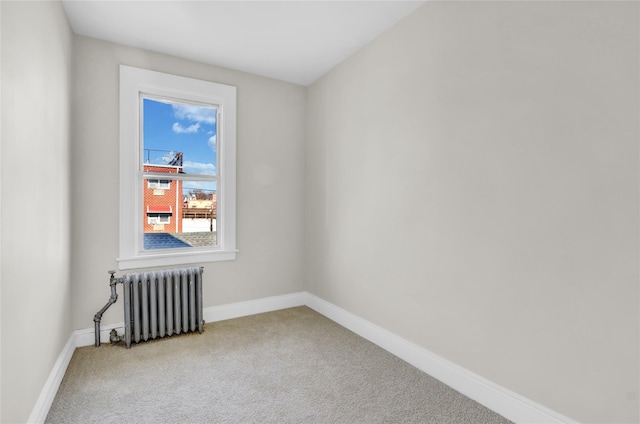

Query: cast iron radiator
(123, 267), (204, 348)
(95, 266), (204, 349)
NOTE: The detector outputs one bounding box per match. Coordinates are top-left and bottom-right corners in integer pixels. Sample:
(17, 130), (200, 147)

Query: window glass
(142, 98), (218, 251)
(142, 98), (217, 175)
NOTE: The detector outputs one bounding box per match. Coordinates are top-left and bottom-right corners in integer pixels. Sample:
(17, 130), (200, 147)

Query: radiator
(122, 267), (204, 349)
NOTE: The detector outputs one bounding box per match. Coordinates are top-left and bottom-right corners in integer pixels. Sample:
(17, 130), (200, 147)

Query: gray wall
(305, 2), (639, 423)
(71, 36), (307, 329)
(1, 1), (74, 422)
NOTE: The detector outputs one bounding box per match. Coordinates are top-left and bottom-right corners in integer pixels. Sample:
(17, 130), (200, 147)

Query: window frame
(118, 65), (237, 270)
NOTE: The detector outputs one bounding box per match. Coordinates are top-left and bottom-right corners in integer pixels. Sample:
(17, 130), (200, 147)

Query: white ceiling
(62, 1), (425, 86)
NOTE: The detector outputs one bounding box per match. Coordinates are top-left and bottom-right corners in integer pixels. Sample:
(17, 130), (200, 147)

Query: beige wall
(1, 1), (74, 422)
(3, 1), (639, 422)
(305, 2), (639, 423)
(71, 36), (307, 329)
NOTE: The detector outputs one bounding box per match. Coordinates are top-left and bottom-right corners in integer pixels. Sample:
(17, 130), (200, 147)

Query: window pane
(142, 97), (217, 176)
(143, 179), (217, 251)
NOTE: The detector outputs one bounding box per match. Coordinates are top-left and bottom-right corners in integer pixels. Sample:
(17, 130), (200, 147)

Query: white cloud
(172, 122), (200, 134)
(183, 160), (216, 175)
(172, 104), (216, 125)
(208, 135), (217, 152)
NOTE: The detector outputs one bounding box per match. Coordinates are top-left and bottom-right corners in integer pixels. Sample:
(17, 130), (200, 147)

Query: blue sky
(143, 97), (217, 194)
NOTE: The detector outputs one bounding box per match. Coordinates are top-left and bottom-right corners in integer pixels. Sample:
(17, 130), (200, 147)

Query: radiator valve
(109, 329), (121, 344)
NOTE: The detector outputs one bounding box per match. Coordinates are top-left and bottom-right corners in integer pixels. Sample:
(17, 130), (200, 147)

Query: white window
(147, 214), (171, 225)
(147, 179), (171, 190)
(119, 65), (237, 269)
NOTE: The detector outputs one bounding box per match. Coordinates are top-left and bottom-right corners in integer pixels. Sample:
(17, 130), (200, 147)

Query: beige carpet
(46, 307), (511, 423)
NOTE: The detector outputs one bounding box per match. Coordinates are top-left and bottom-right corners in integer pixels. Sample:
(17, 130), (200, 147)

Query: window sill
(117, 249), (238, 270)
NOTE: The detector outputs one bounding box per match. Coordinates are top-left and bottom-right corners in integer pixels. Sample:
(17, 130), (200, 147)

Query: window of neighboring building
(147, 179), (171, 190)
(119, 65), (237, 269)
(147, 213), (171, 225)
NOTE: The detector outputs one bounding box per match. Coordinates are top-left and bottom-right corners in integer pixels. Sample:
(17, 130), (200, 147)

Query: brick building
(143, 164), (183, 233)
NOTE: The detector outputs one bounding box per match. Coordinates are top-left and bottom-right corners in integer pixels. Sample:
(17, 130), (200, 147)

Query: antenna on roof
(168, 151), (183, 167)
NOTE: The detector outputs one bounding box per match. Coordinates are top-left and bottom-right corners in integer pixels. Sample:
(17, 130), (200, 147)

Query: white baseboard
(26, 335), (76, 424)
(202, 292), (306, 323)
(31, 291), (575, 424)
(303, 292), (577, 424)
(27, 322), (126, 424)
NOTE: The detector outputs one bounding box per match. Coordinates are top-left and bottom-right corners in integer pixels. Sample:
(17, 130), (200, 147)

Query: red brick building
(143, 164), (183, 233)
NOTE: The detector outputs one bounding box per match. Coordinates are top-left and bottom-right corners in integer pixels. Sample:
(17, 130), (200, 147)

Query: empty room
(1, 1), (638, 423)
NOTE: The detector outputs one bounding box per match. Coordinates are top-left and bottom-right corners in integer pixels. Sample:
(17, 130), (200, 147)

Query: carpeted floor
(46, 307), (512, 423)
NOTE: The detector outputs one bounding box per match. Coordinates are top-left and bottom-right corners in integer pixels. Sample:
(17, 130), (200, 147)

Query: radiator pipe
(94, 270), (122, 347)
